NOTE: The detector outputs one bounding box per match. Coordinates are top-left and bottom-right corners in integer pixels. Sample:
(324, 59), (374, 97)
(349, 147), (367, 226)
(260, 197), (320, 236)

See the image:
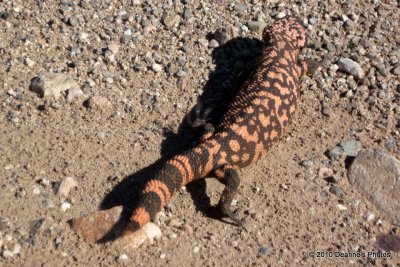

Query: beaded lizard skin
(123, 16), (312, 235)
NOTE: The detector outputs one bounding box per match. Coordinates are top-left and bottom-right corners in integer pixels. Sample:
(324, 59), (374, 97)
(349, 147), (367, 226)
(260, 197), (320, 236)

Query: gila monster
(123, 16), (312, 234)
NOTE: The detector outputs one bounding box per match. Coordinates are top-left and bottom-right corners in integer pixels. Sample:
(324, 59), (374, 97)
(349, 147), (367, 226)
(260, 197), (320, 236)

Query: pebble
(2, 243), (21, 258)
(25, 57), (35, 67)
(208, 39), (219, 48)
(329, 185), (344, 196)
(182, 223), (193, 234)
(328, 140), (362, 159)
(327, 146), (344, 159)
(337, 58), (365, 79)
(118, 254), (129, 261)
(163, 14), (180, 28)
(259, 247), (270, 255)
(183, 8), (192, 19)
(67, 16), (78, 26)
(77, 32), (88, 41)
(60, 202), (71, 212)
(336, 204), (347, 211)
(167, 218), (182, 228)
(389, 47), (400, 56)
(108, 43), (120, 55)
(160, 253), (166, 259)
(33, 186), (41, 195)
(57, 177), (78, 197)
(198, 38), (209, 48)
(4, 164), (14, 170)
(85, 96), (112, 110)
(348, 149), (400, 225)
(29, 218), (45, 234)
(86, 79), (96, 87)
(152, 63), (163, 72)
(300, 159), (313, 168)
(276, 12), (286, 19)
(308, 16), (317, 25)
(30, 73), (78, 99)
(66, 88), (85, 102)
(247, 19), (267, 35)
(193, 246), (200, 253)
(363, 212), (376, 222)
(339, 140), (362, 157)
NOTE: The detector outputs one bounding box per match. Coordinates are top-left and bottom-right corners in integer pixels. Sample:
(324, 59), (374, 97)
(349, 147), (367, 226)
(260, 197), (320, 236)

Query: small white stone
(363, 212), (376, 222)
(193, 246), (200, 253)
(12, 243), (21, 255)
(4, 164), (14, 170)
(79, 32), (89, 40)
(41, 178), (50, 186)
(160, 253), (166, 259)
(143, 222), (162, 241)
(67, 88), (85, 102)
(169, 233), (177, 239)
(241, 25), (249, 32)
(25, 57), (35, 67)
(124, 29), (132, 36)
(33, 187), (41, 195)
(5, 234), (12, 241)
(57, 177), (78, 197)
(2, 250), (14, 258)
(336, 204), (347, 211)
(86, 79), (96, 87)
(118, 254), (129, 261)
(6, 90), (17, 97)
(276, 12), (286, 19)
(198, 38), (209, 47)
(280, 184), (289, 190)
(60, 202), (71, 212)
(152, 64), (163, 72)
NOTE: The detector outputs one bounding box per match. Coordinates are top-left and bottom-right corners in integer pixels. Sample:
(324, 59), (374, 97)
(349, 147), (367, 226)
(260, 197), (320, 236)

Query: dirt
(0, 0), (399, 266)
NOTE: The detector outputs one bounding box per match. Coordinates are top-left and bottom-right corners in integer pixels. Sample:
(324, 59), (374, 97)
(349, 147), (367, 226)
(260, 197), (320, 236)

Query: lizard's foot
(217, 202), (244, 227)
(214, 166), (244, 227)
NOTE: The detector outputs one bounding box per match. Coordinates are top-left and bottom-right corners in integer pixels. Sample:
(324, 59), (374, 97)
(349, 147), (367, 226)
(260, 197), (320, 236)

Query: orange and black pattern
(124, 16), (310, 233)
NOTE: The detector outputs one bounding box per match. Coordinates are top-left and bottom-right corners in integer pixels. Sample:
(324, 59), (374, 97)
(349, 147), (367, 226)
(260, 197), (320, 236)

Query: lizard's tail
(124, 138), (221, 233)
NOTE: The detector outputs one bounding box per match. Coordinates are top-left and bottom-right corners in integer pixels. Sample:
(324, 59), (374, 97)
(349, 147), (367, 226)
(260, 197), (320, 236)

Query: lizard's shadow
(98, 33), (262, 242)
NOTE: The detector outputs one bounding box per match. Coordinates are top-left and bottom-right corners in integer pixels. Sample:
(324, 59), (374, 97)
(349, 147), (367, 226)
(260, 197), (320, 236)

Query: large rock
(72, 206), (124, 243)
(72, 206), (162, 249)
(348, 149), (400, 224)
(30, 73), (78, 99)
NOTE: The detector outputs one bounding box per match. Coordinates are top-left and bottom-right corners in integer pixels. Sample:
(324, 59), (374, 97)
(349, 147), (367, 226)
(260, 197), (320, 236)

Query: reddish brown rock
(71, 206), (123, 243)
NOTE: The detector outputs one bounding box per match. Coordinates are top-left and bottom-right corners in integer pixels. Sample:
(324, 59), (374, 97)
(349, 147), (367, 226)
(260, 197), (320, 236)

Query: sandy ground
(0, 0), (399, 266)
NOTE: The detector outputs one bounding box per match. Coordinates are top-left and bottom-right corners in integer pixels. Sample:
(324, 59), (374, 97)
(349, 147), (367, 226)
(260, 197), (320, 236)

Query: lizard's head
(262, 16), (307, 49)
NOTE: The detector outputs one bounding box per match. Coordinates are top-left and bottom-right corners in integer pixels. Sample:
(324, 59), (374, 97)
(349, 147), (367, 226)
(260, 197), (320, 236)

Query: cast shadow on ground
(97, 35), (263, 242)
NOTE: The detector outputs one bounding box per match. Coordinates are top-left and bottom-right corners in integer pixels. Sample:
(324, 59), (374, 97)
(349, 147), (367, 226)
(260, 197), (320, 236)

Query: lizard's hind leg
(214, 165), (243, 226)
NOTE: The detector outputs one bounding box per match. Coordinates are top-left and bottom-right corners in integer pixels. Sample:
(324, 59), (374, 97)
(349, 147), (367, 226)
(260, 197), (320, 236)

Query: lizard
(121, 15), (314, 236)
